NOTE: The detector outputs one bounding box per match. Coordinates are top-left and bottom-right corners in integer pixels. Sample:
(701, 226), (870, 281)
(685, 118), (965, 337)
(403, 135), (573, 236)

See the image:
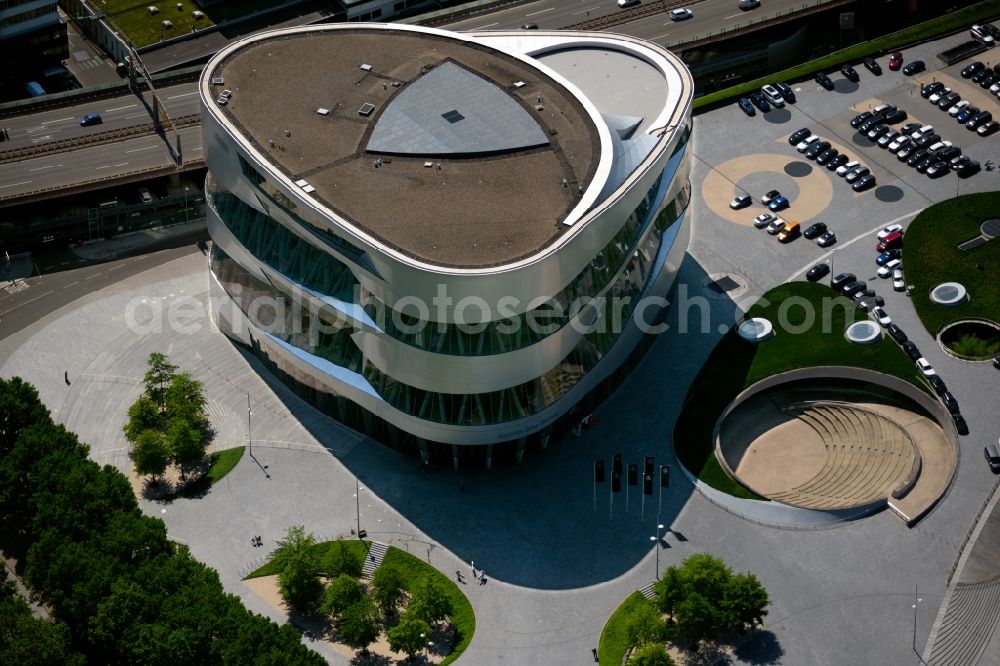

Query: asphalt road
(0, 235), (206, 342)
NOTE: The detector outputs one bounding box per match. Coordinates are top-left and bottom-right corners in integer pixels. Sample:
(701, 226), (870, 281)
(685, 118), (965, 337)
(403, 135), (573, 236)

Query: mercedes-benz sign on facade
(201, 24), (693, 466)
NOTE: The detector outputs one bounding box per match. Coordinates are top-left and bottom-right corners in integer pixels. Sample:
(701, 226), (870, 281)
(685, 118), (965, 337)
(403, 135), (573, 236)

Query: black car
(841, 280), (867, 296)
(852, 174), (877, 191)
(851, 111), (874, 129)
(928, 375), (946, 395)
(927, 161), (950, 178)
(957, 160), (981, 178)
(831, 272), (856, 290)
(806, 263), (830, 282)
(816, 148), (839, 165)
(805, 140), (831, 159)
(827, 154), (849, 171)
(903, 60), (926, 76)
(883, 109), (907, 124)
(961, 61), (985, 79)
(803, 222), (827, 239)
(859, 116), (884, 133)
(978, 121), (999, 136)
(738, 97), (756, 116)
(750, 92), (770, 112)
(979, 71), (996, 88)
(906, 149), (929, 166)
(886, 323), (907, 344)
(902, 341), (922, 361)
(938, 91), (960, 110)
(864, 57), (882, 75)
(853, 288), (876, 302)
(815, 72), (835, 90)
(941, 391), (960, 415)
(899, 122), (922, 136)
(841, 63), (860, 82)
(954, 414), (969, 436)
(937, 146), (961, 162)
(915, 155), (936, 173)
(967, 110), (992, 130)
(993, 353), (1000, 370)
(973, 68), (992, 83)
(898, 144), (919, 160)
(775, 82), (796, 104)
(914, 132), (940, 149)
(857, 296), (885, 311)
(921, 81), (944, 98)
(788, 127), (811, 145)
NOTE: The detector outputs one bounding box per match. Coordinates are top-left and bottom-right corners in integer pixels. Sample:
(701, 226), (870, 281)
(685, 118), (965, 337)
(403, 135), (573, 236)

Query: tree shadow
(349, 650), (391, 665)
(733, 629), (785, 665)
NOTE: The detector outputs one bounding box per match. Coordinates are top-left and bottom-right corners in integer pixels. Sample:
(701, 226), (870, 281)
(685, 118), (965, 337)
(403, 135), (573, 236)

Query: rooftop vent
(513, 81), (526, 89)
(294, 179), (316, 194)
(192, 10), (204, 18)
(360, 63), (373, 71)
(211, 76), (224, 85)
(162, 19), (173, 28)
(441, 109), (464, 124)
(148, 5), (158, 14)
(316, 107), (330, 116)
(358, 103), (375, 117)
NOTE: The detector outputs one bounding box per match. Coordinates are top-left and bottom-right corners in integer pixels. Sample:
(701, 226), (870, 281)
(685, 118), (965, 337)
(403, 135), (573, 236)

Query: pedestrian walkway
(362, 541), (389, 579)
(71, 218), (206, 262)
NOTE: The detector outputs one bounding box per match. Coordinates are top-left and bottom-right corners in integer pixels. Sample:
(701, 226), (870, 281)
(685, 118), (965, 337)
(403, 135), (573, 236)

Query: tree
(270, 525), (317, 571)
(338, 597), (381, 651)
(672, 593), (721, 650)
(143, 353), (178, 410)
(386, 612), (431, 660)
(122, 395), (160, 444)
(628, 642), (676, 666)
(321, 574), (365, 618)
(627, 601), (666, 646)
(165, 372), (208, 431)
(278, 549), (323, 613)
(722, 573), (769, 633)
(166, 418), (205, 478)
(322, 540), (362, 579)
(407, 575), (451, 625)
(0, 376), (51, 455)
(0, 567), (82, 666)
(371, 564), (406, 616)
(131, 430), (169, 479)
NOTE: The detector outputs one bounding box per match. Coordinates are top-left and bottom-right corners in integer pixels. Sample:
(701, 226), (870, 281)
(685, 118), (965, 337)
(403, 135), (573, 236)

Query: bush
(628, 601), (667, 646)
(321, 540), (362, 579)
(338, 596), (381, 651)
(386, 613), (432, 660)
(408, 575), (452, 625)
(371, 564), (406, 616)
(131, 429), (169, 479)
(321, 574), (365, 618)
(629, 642), (676, 666)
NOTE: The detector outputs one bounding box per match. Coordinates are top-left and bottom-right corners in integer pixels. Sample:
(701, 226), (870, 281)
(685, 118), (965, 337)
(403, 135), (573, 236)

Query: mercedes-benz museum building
(201, 24), (693, 465)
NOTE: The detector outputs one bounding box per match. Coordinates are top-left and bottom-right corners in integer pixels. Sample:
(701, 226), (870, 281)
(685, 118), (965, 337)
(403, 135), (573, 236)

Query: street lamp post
(650, 523), (665, 580)
(246, 392), (252, 458)
(354, 478), (365, 538)
(184, 186), (190, 224)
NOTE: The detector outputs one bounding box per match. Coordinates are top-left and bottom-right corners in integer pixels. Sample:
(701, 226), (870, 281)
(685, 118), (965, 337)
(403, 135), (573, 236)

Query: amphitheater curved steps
(765, 402), (916, 510)
(928, 576), (1000, 666)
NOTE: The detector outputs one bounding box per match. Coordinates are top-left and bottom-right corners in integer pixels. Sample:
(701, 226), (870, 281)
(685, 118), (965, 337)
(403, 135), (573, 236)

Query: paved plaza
(2, 29), (1000, 666)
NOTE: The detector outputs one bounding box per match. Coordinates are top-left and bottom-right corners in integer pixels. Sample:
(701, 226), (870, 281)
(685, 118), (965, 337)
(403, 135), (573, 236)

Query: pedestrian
(64, 371), (70, 385)
(456, 570), (464, 583)
(479, 570), (486, 585)
(471, 561), (475, 578)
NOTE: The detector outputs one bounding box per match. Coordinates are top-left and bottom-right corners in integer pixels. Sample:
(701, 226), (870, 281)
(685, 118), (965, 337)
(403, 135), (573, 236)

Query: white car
(753, 212), (776, 229)
(871, 307), (892, 327)
(877, 259), (901, 278)
(766, 218), (786, 235)
(730, 193), (752, 209)
(837, 160), (860, 177)
(877, 223), (903, 239)
(888, 135), (911, 151)
(929, 87), (952, 103)
(877, 130), (899, 148)
(893, 268), (906, 292)
(910, 124), (933, 140)
(916, 358), (936, 377)
(928, 140), (953, 155)
(949, 100), (970, 117)
(617, 0), (640, 7)
(669, 7), (693, 20)
(761, 84), (784, 107)
(797, 135), (819, 152)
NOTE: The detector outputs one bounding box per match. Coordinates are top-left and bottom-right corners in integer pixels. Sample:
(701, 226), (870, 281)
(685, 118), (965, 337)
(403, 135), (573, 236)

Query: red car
(876, 231), (903, 252)
(888, 52), (904, 71)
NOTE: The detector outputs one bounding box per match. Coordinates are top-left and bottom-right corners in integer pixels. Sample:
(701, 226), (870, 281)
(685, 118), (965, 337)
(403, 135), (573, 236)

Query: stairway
(362, 541), (389, 579)
(929, 576), (1000, 666)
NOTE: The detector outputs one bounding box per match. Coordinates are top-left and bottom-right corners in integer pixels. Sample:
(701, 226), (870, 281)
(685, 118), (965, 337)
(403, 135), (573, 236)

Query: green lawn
(674, 282), (927, 497)
(598, 591), (654, 665)
(179, 445), (245, 497)
(903, 192), (1000, 336)
(245, 542), (474, 664)
(102, 0), (284, 48)
(695, 0), (1000, 108)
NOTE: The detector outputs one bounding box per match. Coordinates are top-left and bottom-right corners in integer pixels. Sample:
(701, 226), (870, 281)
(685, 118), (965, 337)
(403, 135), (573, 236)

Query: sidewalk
(70, 218), (207, 262)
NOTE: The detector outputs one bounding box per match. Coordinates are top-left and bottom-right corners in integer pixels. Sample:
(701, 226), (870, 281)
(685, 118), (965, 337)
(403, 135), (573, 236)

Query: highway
(0, 0), (833, 203)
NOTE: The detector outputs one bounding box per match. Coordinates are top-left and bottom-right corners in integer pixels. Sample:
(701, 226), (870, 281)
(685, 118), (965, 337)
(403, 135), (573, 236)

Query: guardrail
(0, 160), (205, 204)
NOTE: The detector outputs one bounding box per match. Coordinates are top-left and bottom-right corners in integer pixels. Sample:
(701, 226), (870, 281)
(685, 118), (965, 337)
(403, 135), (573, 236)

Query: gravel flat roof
(210, 28), (600, 268)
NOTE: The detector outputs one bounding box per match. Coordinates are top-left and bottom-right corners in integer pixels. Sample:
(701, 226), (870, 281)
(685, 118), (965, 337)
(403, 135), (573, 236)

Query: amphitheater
(716, 375), (958, 525)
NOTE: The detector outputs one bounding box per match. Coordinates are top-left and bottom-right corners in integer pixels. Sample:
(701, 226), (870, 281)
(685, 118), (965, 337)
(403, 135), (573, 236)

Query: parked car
(903, 60), (926, 76)
(876, 248), (902, 264)
(910, 123), (934, 139)
(852, 174), (876, 191)
(906, 149), (930, 166)
(927, 160), (950, 178)
(921, 81), (944, 98)
(753, 212), (776, 229)
(977, 120), (999, 136)
(941, 391), (960, 415)
(877, 130), (899, 148)
(827, 154), (849, 171)
(892, 268), (906, 291)
(949, 100), (970, 117)
(937, 91), (960, 110)
(138, 188), (153, 204)
(867, 125), (891, 141)
(775, 82), (796, 103)
(888, 135), (911, 152)
(617, 0), (640, 7)
(840, 63), (860, 82)
(957, 105), (979, 123)
(841, 280), (867, 296)
(837, 160), (860, 176)
(961, 61), (986, 78)
(803, 222), (827, 239)
(914, 132), (940, 149)
(954, 414), (969, 436)
(871, 307), (891, 327)
(876, 231), (903, 251)
(831, 272), (856, 290)
(916, 155), (937, 173)
(957, 159), (981, 178)
(851, 111), (874, 129)
(886, 323), (907, 344)
(788, 127), (811, 145)
(816, 148), (839, 165)
(864, 57), (882, 75)
(883, 109), (907, 124)
(888, 52), (903, 71)
(971, 24), (996, 46)
(777, 220), (800, 242)
(985, 445), (1000, 473)
(927, 139), (953, 155)
(730, 193), (752, 209)
(967, 110), (992, 130)
(937, 146), (961, 162)
(845, 165), (870, 183)
(668, 8), (693, 20)
(902, 341), (921, 361)
(877, 259), (901, 278)
(916, 358), (936, 377)
(766, 218), (786, 235)
(816, 231), (837, 247)
(815, 72), (835, 90)
(806, 263), (830, 282)
(796, 135), (819, 152)
(929, 87), (952, 104)
(768, 196), (790, 212)
(979, 71), (996, 88)
(761, 189), (781, 205)
(737, 98), (756, 116)
(750, 92), (770, 112)
(805, 140), (831, 159)
(973, 68), (992, 84)
(897, 143), (920, 160)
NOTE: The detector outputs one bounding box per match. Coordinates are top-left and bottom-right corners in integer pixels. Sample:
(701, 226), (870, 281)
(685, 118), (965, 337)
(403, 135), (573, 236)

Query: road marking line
(525, 7), (553, 15)
(571, 6), (599, 14)
(0, 290), (53, 317)
(191, 147), (202, 151)
(652, 32), (671, 39)
(107, 264), (125, 271)
(29, 165), (60, 172)
(31, 136), (53, 143)
(126, 146), (157, 153)
(167, 91), (199, 99)
(113, 162), (129, 166)
(784, 209), (921, 283)
(469, 21), (498, 29)
(65, 281), (79, 288)
(125, 113), (149, 119)
(723, 13), (743, 19)
(83, 273), (103, 280)
(41, 117), (72, 124)
(96, 165), (113, 169)
(0, 181), (32, 189)
(105, 104), (137, 112)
